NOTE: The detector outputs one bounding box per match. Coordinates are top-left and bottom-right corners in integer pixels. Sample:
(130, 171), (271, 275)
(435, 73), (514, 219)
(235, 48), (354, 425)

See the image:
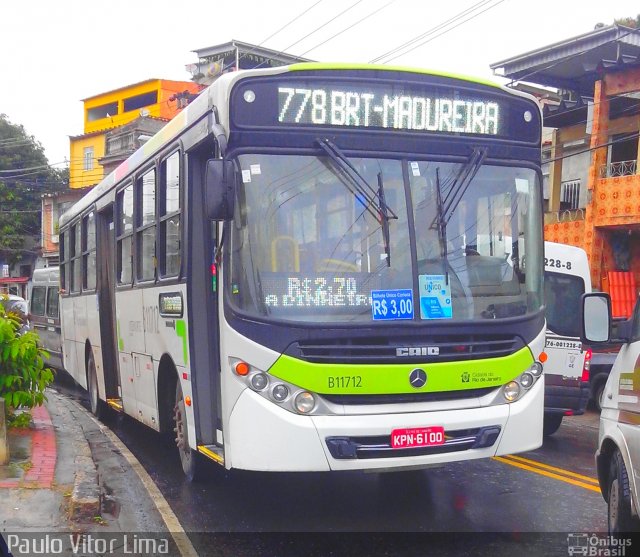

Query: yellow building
(69, 79), (201, 189)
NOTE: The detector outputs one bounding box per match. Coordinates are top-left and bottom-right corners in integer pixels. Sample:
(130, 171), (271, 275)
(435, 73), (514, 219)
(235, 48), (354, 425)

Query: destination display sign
(278, 86), (501, 135)
(230, 74), (540, 143)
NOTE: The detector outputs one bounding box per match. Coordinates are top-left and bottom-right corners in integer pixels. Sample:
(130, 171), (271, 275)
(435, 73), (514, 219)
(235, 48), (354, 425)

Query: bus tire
(608, 450), (640, 534)
(543, 413), (563, 437)
(87, 351), (107, 420)
(174, 381), (203, 482)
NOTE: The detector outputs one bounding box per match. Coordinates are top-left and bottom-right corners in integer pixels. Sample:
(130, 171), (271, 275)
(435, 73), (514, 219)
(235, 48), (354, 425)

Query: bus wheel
(173, 382), (203, 482)
(543, 413), (563, 437)
(608, 450), (640, 533)
(87, 352), (106, 419)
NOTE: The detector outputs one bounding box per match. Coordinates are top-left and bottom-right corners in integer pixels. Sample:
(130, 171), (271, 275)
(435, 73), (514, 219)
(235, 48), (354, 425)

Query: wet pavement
(50, 375), (610, 556)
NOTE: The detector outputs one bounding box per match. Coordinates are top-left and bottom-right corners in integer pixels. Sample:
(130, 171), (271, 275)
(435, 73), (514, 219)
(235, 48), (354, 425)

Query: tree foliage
(0, 114), (67, 264)
(0, 298), (54, 413)
(614, 15), (640, 28)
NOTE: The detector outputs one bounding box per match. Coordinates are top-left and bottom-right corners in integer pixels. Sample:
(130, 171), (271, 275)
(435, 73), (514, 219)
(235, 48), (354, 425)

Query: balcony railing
(600, 160), (637, 178)
(106, 133), (135, 156)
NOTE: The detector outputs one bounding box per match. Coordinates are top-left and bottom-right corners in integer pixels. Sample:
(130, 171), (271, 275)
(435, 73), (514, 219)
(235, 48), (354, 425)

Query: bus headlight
(249, 372), (269, 391)
(520, 372), (534, 389)
(530, 362), (543, 377)
(294, 392), (315, 414)
(503, 381), (521, 402)
(271, 384), (289, 402)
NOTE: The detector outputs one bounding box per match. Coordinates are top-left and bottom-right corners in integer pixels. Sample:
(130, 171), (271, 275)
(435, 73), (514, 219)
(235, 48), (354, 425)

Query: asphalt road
(53, 375), (608, 556)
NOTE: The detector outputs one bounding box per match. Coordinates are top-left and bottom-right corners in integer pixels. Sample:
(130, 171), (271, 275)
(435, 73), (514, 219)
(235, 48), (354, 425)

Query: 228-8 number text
(544, 258), (572, 270)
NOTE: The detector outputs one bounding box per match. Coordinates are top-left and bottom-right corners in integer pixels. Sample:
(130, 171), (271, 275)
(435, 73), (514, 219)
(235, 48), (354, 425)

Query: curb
(46, 392), (102, 521)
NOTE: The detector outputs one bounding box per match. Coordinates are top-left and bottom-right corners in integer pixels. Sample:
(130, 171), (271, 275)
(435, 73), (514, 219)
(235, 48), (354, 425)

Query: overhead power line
(299, 0), (397, 57)
(253, 0), (366, 70)
(372, 0), (506, 64)
(370, 0), (495, 63)
(217, 0), (326, 74)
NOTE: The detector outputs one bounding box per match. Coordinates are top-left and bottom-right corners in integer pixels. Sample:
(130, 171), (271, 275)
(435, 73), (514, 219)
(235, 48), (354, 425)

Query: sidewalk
(0, 388), (180, 556)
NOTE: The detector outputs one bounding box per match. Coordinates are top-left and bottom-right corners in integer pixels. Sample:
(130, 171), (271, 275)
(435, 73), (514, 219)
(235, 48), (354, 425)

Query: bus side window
(137, 169), (157, 282)
(117, 184), (134, 285)
(83, 211), (97, 291)
(60, 231), (67, 294)
(160, 152), (181, 277)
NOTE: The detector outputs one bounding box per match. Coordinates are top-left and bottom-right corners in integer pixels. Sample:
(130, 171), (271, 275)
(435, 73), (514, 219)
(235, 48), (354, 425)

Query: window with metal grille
(560, 180), (580, 210)
(83, 147), (94, 171)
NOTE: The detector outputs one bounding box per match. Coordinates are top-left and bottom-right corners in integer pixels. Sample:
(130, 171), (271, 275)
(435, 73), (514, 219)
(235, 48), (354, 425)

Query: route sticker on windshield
(419, 275), (452, 320)
(371, 289), (414, 321)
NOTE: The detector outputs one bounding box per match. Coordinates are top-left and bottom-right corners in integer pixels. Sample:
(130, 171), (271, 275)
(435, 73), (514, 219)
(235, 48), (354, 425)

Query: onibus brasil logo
(567, 533), (632, 556)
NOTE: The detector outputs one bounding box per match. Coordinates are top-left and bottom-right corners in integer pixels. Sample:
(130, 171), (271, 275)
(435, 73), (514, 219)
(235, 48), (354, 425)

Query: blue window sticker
(371, 289), (414, 321)
(419, 275), (452, 320)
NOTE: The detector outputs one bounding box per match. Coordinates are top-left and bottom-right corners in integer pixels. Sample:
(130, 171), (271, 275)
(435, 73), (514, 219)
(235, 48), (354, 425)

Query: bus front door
(97, 206), (121, 404)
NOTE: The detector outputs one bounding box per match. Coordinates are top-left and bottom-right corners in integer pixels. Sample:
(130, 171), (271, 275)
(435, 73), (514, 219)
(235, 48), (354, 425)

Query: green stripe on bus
(117, 320), (124, 351)
(268, 347), (533, 395)
(176, 320), (188, 365)
(286, 62), (502, 90)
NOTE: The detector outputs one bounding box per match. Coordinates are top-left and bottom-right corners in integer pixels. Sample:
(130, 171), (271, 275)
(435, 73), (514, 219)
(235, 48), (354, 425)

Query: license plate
(391, 426), (445, 449)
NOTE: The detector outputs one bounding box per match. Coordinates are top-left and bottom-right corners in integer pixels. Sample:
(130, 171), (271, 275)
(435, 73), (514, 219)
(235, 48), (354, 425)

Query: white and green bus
(59, 63), (545, 480)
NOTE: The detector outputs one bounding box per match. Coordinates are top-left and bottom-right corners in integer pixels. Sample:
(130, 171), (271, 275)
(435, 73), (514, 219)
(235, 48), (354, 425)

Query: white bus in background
(29, 266), (63, 370)
(542, 242), (592, 436)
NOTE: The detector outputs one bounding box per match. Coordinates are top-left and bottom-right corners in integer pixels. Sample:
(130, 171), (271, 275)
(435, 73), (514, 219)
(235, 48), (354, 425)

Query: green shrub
(0, 301), (54, 413)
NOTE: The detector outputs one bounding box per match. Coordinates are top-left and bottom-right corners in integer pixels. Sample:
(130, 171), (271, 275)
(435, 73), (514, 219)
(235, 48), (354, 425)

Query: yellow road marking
(503, 454), (600, 485)
(493, 456), (601, 493)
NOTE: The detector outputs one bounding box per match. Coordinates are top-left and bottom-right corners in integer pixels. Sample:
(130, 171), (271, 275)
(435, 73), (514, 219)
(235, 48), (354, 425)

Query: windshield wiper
(316, 138), (397, 267)
(429, 147), (487, 282)
(434, 167), (448, 265)
(437, 147), (488, 228)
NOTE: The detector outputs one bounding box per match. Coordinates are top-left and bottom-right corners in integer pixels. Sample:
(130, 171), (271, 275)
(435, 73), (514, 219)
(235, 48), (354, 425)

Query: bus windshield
(229, 153), (542, 323)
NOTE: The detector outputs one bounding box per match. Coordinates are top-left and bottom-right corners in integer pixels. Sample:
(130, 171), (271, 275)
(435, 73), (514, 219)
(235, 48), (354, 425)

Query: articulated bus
(59, 63), (545, 480)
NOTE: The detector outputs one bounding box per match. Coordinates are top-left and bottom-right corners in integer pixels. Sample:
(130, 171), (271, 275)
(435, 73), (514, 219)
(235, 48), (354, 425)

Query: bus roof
(32, 267), (60, 285)
(60, 63), (539, 228)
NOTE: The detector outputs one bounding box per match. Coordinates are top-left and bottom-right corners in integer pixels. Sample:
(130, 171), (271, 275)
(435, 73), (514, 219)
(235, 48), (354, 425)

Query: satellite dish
(140, 108), (150, 117)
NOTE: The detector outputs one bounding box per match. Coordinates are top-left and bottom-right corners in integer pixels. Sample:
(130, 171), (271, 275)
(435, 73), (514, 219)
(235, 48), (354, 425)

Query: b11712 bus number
(327, 376), (362, 389)
(545, 258), (572, 270)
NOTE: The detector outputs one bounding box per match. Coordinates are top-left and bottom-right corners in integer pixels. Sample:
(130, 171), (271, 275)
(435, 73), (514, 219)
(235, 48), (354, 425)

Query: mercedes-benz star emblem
(409, 368), (427, 389)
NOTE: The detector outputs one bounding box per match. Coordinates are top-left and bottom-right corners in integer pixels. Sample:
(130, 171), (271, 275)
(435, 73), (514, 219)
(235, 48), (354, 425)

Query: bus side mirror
(205, 159), (236, 221)
(581, 293), (611, 344)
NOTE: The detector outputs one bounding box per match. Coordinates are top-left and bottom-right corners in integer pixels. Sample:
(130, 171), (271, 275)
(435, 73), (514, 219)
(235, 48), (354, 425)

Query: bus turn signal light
(235, 361), (250, 376)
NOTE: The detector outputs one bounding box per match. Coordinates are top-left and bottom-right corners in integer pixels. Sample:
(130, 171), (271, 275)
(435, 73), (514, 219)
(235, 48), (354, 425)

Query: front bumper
(226, 378), (544, 471)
